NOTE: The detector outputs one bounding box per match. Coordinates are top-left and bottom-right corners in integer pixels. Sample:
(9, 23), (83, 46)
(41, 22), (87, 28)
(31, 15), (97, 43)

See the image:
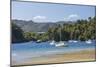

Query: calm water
(12, 40), (96, 62)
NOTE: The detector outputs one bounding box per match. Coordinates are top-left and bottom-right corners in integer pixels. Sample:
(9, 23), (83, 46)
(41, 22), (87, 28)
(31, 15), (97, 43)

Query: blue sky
(12, 1), (95, 22)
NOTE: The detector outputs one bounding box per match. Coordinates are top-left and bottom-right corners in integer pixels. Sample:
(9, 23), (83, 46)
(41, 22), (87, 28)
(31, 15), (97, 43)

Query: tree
(12, 23), (25, 43)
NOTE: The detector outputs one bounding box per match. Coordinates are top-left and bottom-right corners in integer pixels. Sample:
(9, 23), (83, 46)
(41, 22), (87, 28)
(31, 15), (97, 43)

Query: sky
(12, 1), (96, 22)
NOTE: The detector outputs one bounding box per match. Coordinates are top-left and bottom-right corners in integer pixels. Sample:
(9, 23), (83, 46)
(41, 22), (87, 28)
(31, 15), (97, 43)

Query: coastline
(12, 49), (96, 66)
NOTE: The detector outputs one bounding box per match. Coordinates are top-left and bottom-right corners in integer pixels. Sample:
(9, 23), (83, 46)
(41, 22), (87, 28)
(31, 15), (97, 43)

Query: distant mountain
(12, 20), (74, 32)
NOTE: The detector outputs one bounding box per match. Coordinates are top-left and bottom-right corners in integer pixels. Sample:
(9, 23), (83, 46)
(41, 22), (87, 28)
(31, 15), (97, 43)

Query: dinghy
(85, 40), (92, 44)
(55, 41), (66, 47)
(68, 40), (78, 43)
(73, 40), (78, 43)
(50, 40), (55, 45)
(36, 40), (41, 43)
(68, 40), (73, 43)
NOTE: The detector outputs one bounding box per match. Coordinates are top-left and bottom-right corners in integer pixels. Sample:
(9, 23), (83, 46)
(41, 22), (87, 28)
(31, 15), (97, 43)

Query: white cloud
(68, 14), (79, 18)
(33, 15), (47, 22)
(33, 16), (46, 20)
(64, 14), (80, 21)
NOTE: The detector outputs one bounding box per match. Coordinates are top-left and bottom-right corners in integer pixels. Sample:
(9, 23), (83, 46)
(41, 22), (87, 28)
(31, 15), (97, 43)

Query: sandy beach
(12, 49), (96, 66)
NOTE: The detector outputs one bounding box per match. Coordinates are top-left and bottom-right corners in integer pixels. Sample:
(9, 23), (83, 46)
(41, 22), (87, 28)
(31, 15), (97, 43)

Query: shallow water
(11, 40), (96, 62)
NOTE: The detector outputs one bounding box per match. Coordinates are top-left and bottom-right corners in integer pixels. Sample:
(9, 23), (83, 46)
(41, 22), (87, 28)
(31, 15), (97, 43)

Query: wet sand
(12, 49), (96, 66)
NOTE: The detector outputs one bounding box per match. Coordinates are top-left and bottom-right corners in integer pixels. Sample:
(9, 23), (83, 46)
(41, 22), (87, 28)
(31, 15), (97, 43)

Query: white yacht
(73, 40), (78, 43)
(85, 40), (92, 44)
(68, 40), (78, 43)
(68, 40), (73, 43)
(55, 24), (68, 47)
(55, 41), (66, 47)
(36, 40), (41, 43)
(50, 40), (55, 45)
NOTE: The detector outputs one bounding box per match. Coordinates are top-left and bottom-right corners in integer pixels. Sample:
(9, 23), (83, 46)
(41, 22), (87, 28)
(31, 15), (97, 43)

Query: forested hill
(11, 20), (74, 32)
(12, 16), (96, 43)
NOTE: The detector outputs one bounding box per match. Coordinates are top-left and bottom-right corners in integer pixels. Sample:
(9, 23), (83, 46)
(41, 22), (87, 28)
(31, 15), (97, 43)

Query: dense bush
(47, 16), (96, 41)
(12, 16), (96, 43)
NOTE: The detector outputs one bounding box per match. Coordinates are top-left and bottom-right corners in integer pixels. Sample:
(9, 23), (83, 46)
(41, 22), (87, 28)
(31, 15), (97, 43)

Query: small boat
(50, 40), (55, 45)
(55, 41), (65, 47)
(55, 24), (68, 47)
(68, 40), (73, 43)
(55, 41), (67, 47)
(73, 40), (78, 43)
(36, 40), (41, 43)
(85, 40), (92, 44)
(68, 40), (78, 43)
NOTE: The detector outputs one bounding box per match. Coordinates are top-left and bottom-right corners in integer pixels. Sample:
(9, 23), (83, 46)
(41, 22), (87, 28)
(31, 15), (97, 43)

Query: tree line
(48, 16), (96, 41)
(12, 16), (96, 43)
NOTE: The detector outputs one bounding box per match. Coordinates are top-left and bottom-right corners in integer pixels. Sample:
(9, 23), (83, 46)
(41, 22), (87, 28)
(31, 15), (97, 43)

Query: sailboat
(68, 32), (78, 43)
(50, 40), (55, 45)
(55, 41), (66, 47)
(73, 40), (78, 43)
(36, 40), (41, 43)
(55, 24), (68, 47)
(49, 32), (55, 45)
(68, 40), (73, 43)
(85, 40), (92, 44)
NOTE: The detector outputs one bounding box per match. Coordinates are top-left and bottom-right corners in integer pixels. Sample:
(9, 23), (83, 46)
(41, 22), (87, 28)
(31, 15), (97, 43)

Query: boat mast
(60, 24), (62, 41)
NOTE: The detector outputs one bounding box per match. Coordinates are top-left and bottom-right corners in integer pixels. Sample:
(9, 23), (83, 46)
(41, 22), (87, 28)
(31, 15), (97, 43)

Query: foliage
(12, 16), (96, 43)
(47, 16), (96, 41)
(12, 23), (25, 43)
(23, 32), (37, 41)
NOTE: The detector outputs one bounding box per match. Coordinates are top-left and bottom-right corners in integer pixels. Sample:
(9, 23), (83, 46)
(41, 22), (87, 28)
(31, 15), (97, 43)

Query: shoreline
(12, 49), (96, 66)
(12, 39), (96, 44)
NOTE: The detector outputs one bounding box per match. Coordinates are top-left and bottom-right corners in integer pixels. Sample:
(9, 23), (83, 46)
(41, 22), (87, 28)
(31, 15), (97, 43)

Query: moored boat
(85, 40), (92, 44)
(55, 41), (67, 47)
(36, 40), (41, 43)
(55, 24), (68, 47)
(50, 40), (55, 45)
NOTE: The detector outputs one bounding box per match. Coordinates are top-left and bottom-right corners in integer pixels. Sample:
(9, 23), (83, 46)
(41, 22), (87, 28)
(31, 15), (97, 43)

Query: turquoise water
(12, 40), (96, 62)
